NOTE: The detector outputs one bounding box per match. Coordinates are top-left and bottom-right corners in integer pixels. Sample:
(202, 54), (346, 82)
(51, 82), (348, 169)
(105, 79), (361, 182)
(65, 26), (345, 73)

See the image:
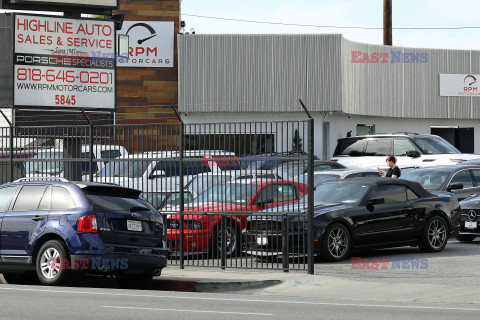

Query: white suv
(331, 134), (479, 169)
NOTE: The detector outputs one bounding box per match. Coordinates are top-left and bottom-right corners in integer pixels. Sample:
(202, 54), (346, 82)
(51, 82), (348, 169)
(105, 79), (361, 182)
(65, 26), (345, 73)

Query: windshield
(185, 175), (232, 196)
(310, 183), (371, 205)
(97, 160), (150, 178)
(294, 173), (340, 187)
(402, 170), (450, 190)
(412, 137), (460, 155)
(25, 152), (64, 174)
(274, 163), (308, 179)
(193, 183), (259, 205)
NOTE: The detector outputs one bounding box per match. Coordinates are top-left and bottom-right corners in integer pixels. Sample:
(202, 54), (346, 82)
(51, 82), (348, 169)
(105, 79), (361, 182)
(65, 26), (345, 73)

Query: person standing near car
(379, 156), (401, 178)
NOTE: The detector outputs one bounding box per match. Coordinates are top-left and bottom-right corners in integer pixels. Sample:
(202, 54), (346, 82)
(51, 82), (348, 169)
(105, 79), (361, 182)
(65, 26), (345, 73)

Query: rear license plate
(465, 221), (477, 230)
(127, 220), (143, 232)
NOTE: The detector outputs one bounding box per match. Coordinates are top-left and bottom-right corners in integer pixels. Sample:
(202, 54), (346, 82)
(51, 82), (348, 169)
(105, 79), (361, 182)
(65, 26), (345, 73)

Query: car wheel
(36, 240), (71, 286)
(116, 273), (153, 289)
(419, 216), (449, 253)
(320, 223), (351, 262)
(212, 220), (240, 258)
(2, 272), (39, 285)
(455, 235), (476, 242)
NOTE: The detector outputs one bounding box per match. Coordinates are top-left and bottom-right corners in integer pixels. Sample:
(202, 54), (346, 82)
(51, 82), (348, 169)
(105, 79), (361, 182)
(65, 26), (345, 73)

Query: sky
(181, 0), (480, 50)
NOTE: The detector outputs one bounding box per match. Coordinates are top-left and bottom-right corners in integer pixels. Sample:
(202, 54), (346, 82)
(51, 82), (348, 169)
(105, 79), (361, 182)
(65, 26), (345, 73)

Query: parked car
(95, 150), (236, 191)
(240, 152), (320, 171)
(185, 170), (281, 199)
(294, 168), (381, 187)
(0, 178), (167, 287)
(455, 196), (480, 242)
(0, 150), (37, 184)
(142, 190), (194, 211)
(25, 145), (127, 180)
(331, 134), (479, 168)
(271, 160), (347, 180)
(402, 165), (480, 201)
(244, 178), (460, 261)
(166, 179), (308, 257)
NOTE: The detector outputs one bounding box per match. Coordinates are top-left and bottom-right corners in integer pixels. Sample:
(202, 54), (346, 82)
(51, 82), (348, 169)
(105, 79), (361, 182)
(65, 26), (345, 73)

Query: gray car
(402, 165), (480, 201)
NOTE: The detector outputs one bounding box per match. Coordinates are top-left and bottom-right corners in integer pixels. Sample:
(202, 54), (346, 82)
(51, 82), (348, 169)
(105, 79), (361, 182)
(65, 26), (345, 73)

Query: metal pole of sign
(299, 99), (315, 275)
(80, 109), (94, 182)
(0, 110), (14, 183)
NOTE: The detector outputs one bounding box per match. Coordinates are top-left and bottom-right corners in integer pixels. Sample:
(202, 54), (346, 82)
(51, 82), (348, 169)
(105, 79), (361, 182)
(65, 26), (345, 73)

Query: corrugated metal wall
(179, 34), (342, 113)
(0, 14), (13, 110)
(179, 34), (480, 119)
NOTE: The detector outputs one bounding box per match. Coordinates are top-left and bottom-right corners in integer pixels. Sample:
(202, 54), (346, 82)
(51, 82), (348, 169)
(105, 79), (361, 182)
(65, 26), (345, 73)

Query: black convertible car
(244, 178), (460, 261)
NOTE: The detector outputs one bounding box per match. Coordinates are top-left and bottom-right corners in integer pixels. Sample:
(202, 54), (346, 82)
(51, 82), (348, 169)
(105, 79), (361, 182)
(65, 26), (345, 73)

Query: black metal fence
(0, 111), (316, 273)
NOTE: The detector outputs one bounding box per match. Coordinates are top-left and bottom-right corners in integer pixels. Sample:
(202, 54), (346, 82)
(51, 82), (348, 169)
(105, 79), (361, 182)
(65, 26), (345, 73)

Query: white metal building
(178, 34), (480, 158)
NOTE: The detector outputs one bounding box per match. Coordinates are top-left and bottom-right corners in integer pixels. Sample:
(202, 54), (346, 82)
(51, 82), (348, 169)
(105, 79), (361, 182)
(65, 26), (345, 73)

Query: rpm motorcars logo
(117, 21), (174, 68)
(440, 74), (480, 96)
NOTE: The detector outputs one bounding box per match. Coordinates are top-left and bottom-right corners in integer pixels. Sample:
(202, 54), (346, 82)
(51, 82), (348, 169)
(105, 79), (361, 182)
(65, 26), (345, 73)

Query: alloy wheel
(328, 227), (348, 258)
(428, 219), (447, 249)
(40, 248), (61, 280)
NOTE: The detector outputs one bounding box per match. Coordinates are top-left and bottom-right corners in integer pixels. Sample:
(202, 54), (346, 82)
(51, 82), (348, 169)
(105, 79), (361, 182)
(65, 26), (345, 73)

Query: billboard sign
(440, 74), (480, 97)
(14, 14), (116, 109)
(2, 0), (118, 10)
(117, 21), (174, 68)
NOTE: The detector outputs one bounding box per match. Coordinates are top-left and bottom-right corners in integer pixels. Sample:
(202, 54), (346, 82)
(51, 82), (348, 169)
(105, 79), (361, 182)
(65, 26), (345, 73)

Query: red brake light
(77, 214), (98, 233)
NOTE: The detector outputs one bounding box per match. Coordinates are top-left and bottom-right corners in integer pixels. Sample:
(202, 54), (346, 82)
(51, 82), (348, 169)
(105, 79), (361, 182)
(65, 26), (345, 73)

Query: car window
(370, 185), (407, 203)
(0, 187), (18, 211)
(100, 150), (121, 159)
(450, 170), (474, 189)
(345, 173), (363, 179)
(393, 139), (417, 156)
(470, 169), (480, 185)
(38, 186), (51, 210)
(51, 187), (76, 210)
(277, 184), (297, 201)
(402, 170), (449, 190)
(406, 188), (419, 200)
(365, 139), (392, 156)
(12, 185), (48, 211)
(334, 139), (366, 157)
(364, 172), (382, 177)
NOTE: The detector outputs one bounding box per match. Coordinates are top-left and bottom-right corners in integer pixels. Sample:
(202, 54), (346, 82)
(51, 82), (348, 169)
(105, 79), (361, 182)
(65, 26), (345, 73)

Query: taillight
(77, 214), (98, 233)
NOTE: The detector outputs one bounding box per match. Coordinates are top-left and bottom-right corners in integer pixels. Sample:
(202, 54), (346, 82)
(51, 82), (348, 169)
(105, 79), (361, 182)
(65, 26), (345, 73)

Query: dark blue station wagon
(0, 179), (167, 287)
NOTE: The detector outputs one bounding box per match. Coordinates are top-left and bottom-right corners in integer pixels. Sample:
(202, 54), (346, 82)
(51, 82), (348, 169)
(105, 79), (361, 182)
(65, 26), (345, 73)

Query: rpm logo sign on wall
(440, 74), (480, 96)
(14, 14), (116, 109)
(117, 21), (174, 68)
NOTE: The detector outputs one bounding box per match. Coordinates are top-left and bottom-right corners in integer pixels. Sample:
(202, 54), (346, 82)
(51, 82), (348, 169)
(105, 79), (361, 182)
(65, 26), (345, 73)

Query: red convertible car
(166, 179), (308, 256)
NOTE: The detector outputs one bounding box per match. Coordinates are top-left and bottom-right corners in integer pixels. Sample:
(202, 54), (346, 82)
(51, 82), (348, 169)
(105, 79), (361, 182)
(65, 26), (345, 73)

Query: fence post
(282, 213), (289, 272)
(0, 110), (14, 182)
(221, 217), (227, 269)
(299, 99), (315, 275)
(80, 109), (94, 182)
(179, 122), (185, 269)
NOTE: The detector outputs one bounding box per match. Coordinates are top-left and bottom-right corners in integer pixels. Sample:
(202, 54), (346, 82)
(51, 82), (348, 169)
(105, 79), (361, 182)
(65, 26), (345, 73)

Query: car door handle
(31, 216), (44, 221)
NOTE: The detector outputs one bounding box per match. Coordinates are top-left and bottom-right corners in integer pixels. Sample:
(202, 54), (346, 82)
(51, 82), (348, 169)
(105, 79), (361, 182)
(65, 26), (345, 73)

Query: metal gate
(0, 109), (315, 273)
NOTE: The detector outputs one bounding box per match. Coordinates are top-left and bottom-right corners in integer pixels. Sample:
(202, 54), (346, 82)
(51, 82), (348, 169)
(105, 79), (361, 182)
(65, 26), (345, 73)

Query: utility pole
(384, 0), (392, 45)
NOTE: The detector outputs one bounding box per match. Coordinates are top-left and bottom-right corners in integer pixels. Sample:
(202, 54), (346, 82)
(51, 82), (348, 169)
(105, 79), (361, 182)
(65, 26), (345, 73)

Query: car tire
(211, 220), (240, 258)
(36, 240), (71, 286)
(455, 235), (476, 242)
(2, 272), (39, 285)
(418, 216), (449, 253)
(319, 223), (351, 262)
(116, 273), (153, 289)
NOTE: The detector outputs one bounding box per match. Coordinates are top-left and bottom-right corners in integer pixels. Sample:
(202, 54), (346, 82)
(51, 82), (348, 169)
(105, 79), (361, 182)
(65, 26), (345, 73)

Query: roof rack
(391, 132), (419, 135)
(13, 177), (70, 183)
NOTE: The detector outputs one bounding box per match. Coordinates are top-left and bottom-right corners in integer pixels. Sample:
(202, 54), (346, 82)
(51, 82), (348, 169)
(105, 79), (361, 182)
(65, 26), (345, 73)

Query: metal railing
(0, 106), (316, 273)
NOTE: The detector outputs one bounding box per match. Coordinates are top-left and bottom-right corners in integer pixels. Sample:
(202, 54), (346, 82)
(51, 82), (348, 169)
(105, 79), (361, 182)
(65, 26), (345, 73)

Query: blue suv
(0, 179), (167, 287)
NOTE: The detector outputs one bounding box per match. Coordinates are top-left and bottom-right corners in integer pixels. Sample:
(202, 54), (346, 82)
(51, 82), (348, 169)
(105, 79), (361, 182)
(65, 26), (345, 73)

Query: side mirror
(447, 182), (463, 192)
(406, 150), (421, 158)
(366, 197), (385, 206)
(255, 197), (274, 206)
(150, 170), (166, 179)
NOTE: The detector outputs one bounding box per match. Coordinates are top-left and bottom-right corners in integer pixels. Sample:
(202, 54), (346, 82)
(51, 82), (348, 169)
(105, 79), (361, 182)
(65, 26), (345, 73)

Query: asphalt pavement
(0, 239), (479, 319)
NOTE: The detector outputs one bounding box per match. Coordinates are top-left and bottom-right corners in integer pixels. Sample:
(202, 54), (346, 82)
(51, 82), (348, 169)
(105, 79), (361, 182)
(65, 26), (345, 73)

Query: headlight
(168, 219), (180, 229)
